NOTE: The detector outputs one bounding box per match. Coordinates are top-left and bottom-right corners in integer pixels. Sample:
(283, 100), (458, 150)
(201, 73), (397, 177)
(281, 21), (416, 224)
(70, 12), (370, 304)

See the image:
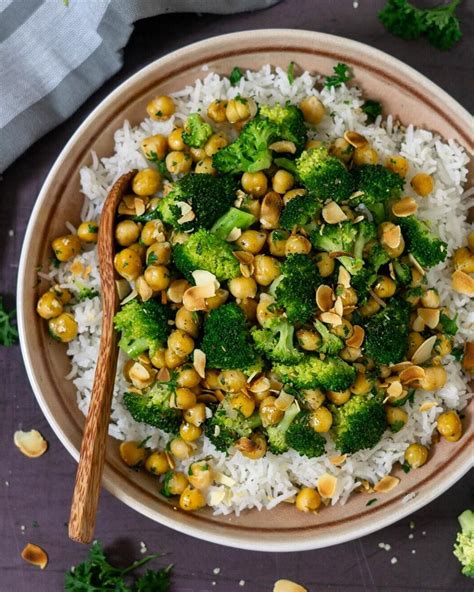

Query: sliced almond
(193, 349), (206, 378)
(392, 196), (418, 217)
(333, 296), (344, 317)
(386, 380), (403, 400)
(338, 266), (351, 288)
(183, 285), (215, 311)
(373, 475), (400, 493)
(167, 279), (191, 304)
(316, 284), (334, 312)
(260, 191), (283, 229)
(192, 270), (219, 293)
(344, 130), (368, 149)
(322, 201), (348, 224)
(388, 261), (396, 280)
(389, 361), (413, 373)
(353, 215), (365, 224)
(116, 279), (131, 301)
(346, 325), (365, 349)
(412, 315), (425, 332)
(178, 209), (196, 225)
(419, 401), (437, 412)
(226, 227), (242, 242)
(400, 365), (425, 385)
(208, 488), (226, 507)
(418, 308), (440, 329)
(129, 362), (150, 382)
(368, 289), (387, 308)
(463, 341), (474, 373)
(14, 430), (48, 458)
(21, 543), (48, 570)
(233, 250), (254, 265)
(452, 270), (474, 295)
(382, 224), (401, 249)
(273, 580), (308, 592)
(121, 288), (138, 306)
(409, 253), (425, 276)
(411, 335), (437, 365)
(157, 366), (171, 382)
(349, 190), (364, 201)
(118, 200), (136, 216)
(317, 473), (338, 499)
(134, 197), (146, 217)
(269, 140), (297, 154)
(240, 262), (254, 278)
(319, 311), (342, 326)
(214, 472), (236, 487)
(274, 391), (295, 411)
(329, 454), (347, 466)
(249, 374), (271, 393)
(136, 276), (153, 302)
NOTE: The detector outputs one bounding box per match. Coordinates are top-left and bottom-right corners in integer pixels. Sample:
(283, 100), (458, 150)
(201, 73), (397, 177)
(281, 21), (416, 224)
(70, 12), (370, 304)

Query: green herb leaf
(229, 67), (244, 86)
(287, 61), (296, 85)
(137, 436), (152, 449)
(361, 99), (382, 123)
(323, 63), (353, 89)
(78, 287), (99, 302)
(451, 345), (464, 362)
(133, 566), (172, 592)
(366, 498), (378, 506)
(439, 312), (458, 336)
(0, 297), (18, 347)
(401, 461), (411, 474)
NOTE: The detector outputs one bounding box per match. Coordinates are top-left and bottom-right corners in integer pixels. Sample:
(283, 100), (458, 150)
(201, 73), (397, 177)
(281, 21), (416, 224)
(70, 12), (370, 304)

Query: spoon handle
(68, 171), (135, 543)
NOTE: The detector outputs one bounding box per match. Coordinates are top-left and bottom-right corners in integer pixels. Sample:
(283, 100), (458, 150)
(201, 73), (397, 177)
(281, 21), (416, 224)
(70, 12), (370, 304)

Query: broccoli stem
(459, 510), (474, 534)
(211, 207), (256, 241)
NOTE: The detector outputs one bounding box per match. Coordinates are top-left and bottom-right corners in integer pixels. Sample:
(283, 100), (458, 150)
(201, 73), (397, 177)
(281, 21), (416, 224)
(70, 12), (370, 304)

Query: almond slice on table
(21, 543), (48, 570)
(14, 430), (48, 458)
(411, 335), (437, 365)
(392, 196), (418, 217)
(273, 580), (308, 592)
(452, 270), (474, 295)
(317, 473), (338, 499)
(316, 284), (334, 312)
(322, 201), (348, 224)
(374, 475), (400, 493)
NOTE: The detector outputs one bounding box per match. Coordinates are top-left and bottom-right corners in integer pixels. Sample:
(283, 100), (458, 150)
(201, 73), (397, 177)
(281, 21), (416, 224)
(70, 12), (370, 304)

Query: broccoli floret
(266, 401), (300, 454)
(393, 260), (412, 285)
(366, 242), (391, 270)
(331, 393), (386, 453)
(296, 146), (353, 202)
(200, 303), (260, 372)
(182, 113), (213, 148)
(251, 317), (303, 364)
(210, 207), (256, 241)
(398, 215), (448, 268)
(313, 319), (344, 355)
(204, 399), (262, 452)
(279, 195), (320, 231)
(453, 509), (474, 578)
(285, 410), (326, 458)
(353, 220), (377, 259)
(273, 355), (356, 391)
(123, 382), (181, 434)
(350, 267), (377, 305)
(350, 165), (404, 220)
(362, 298), (411, 365)
(311, 221), (358, 253)
(260, 103), (307, 153)
(173, 229), (240, 281)
(113, 299), (171, 359)
(158, 173), (237, 230)
(212, 116), (278, 174)
(269, 253), (321, 324)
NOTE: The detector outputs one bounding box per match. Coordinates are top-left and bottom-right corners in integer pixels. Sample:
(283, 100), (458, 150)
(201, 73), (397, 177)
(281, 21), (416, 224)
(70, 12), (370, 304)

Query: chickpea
(418, 366), (447, 391)
(51, 234), (81, 262)
(327, 389), (351, 406)
(236, 229), (267, 254)
(296, 487), (321, 513)
(253, 254), (280, 286)
(386, 406), (408, 430)
(140, 219), (164, 246)
(132, 168), (161, 196)
(179, 422), (202, 442)
(358, 297), (381, 317)
(194, 157), (216, 175)
(146, 95), (175, 121)
(452, 247), (474, 274)
(145, 451), (170, 475)
(353, 146), (378, 165)
(256, 294), (277, 326)
(175, 307), (200, 338)
(188, 461), (213, 489)
(309, 407), (333, 433)
(115, 220), (140, 247)
(272, 170), (294, 194)
(267, 230), (288, 257)
(77, 221), (99, 243)
(340, 346), (361, 362)
(420, 288), (440, 308)
(236, 433), (267, 460)
(241, 171), (268, 197)
(385, 155), (409, 177)
(163, 471), (188, 496)
(175, 387), (197, 410)
(179, 485), (206, 511)
(404, 443), (428, 468)
(468, 231), (474, 253)
(238, 297), (258, 322)
(204, 369), (221, 390)
(168, 127), (186, 151)
(184, 403), (207, 427)
(205, 288), (229, 310)
(305, 139), (322, 150)
(204, 132), (228, 157)
(351, 372), (373, 395)
(217, 369), (247, 393)
(283, 188), (306, 205)
(259, 396), (284, 427)
(165, 151), (192, 174)
(169, 437), (193, 460)
(373, 275), (397, 299)
(150, 348), (166, 369)
(296, 329), (321, 351)
(147, 241), (171, 266)
(229, 391), (255, 418)
(141, 134), (168, 160)
(437, 410), (462, 442)
(207, 99), (227, 123)
(315, 253), (335, 278)
(411, 173), (434, 197)
(407, 331), (424, 358)
(177, 366), (201, 389)
(435, 333), (452, 358)
(168, 329), (194, 358)
(119, 441), (148, 467)
(331, 318), (353, 339)
(144, 265), (170, 291)
(340, 287), (358, 307)
(226, 97), (254, 124)
(285, 234), (312, 255)
(165, 348), (185, 370)
(228, 276), (257, 300)
(330, 138), (354, 163)
(299, 95), (325, 124)
(48, 312), (78, 343)
(37, 291), (63, 320)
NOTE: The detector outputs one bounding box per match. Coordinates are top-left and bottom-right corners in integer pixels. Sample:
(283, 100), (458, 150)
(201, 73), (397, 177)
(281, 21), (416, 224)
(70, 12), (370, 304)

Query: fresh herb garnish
(287, 61), (296, 85)
(230, 67), (244, 86)
(0, 297), (18, 346)
(137, 436), (152, 449)
(78, 287), (99, 301)
(361, 99), (382, 123)
(49, 256), (61, 268)
(323, 63), (353, 89)
(439, 312), (458, 336)
(451, 345), (464, 362)
(147, 152), (172, 181)
(401, 461), (411, 474)
(235, 95), (248, 104)
(366, 498), (378, 506)
(147, 252), (158, 265)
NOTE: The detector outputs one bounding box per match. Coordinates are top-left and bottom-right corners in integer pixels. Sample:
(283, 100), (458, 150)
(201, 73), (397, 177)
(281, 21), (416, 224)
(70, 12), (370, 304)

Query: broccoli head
(398, 215), (448, 268)
(266, 401), (300, 454)
(350, 164), (404, 213)
(362, 298), (411, 365)
(260, 103), (307, 153)
(123, 382), (181, 434)
(350, 267), (377, 305)
(251, 316), (303, 364)
(212, 116), (278, 174)
(279, 194), (320, 231)
(331, 393), (386, 453)
(453, 509), (474, 578)
(366, 242), (391, 271)
(210, 207), (256, 241)
(200, 303), (261, 373)
(285, 411), (326, 458)
(296, 146), (353, 202)
(270, 253), (321, 324)
(273, 355), (356, 391)
(158, 173), (237, 231)
(311, 221), (358, 254)
(393, 260), (412, 285)
(182, 113), (213, 148)
(313, 319), (344, 355)
(204, 398), (262, 452)
(353, 220), (377, 259)
(173, 229), (240, 281)
(113, 299), (171, 359)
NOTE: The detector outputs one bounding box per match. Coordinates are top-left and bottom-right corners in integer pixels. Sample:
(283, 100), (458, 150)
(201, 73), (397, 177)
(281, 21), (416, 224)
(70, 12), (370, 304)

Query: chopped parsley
(78, 287), (99, 301)
(366, 498), (378, 506)
(229, 67), (244, 86)
(137, 436), (152, 449)
(0, 297), (18, 346)
(439, 312), (458, 336)
(451, 345), (464, 362)
(323, 63), (353, 89)
(401, 461), (411, 474)
(49, 256), (61, 268)
(361, 99), (382, 123)
(287, 61), (296, 85)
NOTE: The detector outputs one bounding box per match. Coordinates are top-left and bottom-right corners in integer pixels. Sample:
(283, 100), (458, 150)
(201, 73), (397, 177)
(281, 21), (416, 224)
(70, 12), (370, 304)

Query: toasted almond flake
(208, 489), (226, 506)
(178, 209), (196, 225)
(412, 315), (425, 332)
(129, 362), (150, 382)
(183, 285), (215, 311)
(411, 335), (437, 365)
(116, 279), (131, 301)
(21, 543), (48, 570)
(418, 308), (440, 329)
(392, 196), (418, 217)
(274, 391), (295, 411)
(320, 311), (342, 326)
(344, 130), (368, 148)
(346, 325), (364, 348)
(240, 263), (254, 278)
(317, 473), (338, 499)
(192, 270), (219, 292)
(120, 288), (138, 306)
(329, 250), (352, 259)
(419, 401), (437, 412)
(382, 224), (401, 249)
(234, 190), (246, 208)
(226, 227), (242, 242)
(249, 375), (271, 393)
(349, 190), (364, 200)
(353, 215), (365, 224)
(260, 191), (283, 229)
(338, 266), (351, 288)
(400, 365), (425, 384)
(157, 367), (171, 382)
(14, 430), (48, 458)
(343, 305), (357, 316)
(118, 201), (136, 216)
(388, 262), (396, 280)
(333, 296), (344, 317)
(368, 289), (387, 308)
(452, 270), (474, 295)
(233, 250), (254, 265)
(214, 472), (236, 487)
(316, 284), (334, 312)
(322, 201), (348, 224)
(193, 349), (206, 378)
(374, 475), (400, 493)
(123, 195), (136, 209)
(273, 580), (308, 592)
(136, 276), (153, 302)
(409, 253), (425, 276)
(269, 140), (297, 154)
(390, 361), (413, 373)
(330, 454), (347, 466)
(134, 197), (146, 217)
(214, 389), (225, 402)
(386, 380), (403, 399)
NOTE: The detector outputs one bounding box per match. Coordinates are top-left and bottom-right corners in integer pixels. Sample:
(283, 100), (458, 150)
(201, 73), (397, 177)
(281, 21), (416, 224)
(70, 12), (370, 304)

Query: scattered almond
(400, 365), (425, 385)
(333, 296), (344, 317)
(21, 543), (48, 570)
(14, 430), (48, 458)
(317, 473), (338, 498)
(329, 454), (347, 466)
(374, 475), (400, 493)
(226, 227), (242, 242)
(316, 284), (334, 312)
(136, 276), (153, 302)
(240, 262), (254, 278)
(134, 197), (146, 217)
(419, 401), (437, 412)
(389, 361), (413, 373)
(392, 196), (418, 217)
(273, 580), (307, 592)
(192, 270), (219, 292)
(411, 315), (425, 332)
(157, 367), (171, 382)
(411, 335), (437, 365)
(322, 201), (348, 224)
(418, 308), (440, 329)
(269, 140), (297, 154)
(409, 253), (425, 276)
(368, 289), (387, 308)
(115, 279), (131, 301)
(120, 288), (138, 306)
(233, 250), (254, 265)
(319, 311), (342, 326)
(382, 224), (401, 249)
(248, 374), (271, 393)
(193, 349), (206, 378)
(183, 285), (215, 311)
(343, 130), (368, 149)
(386, 380), (403, 400)
(338, 266), (351, 288)
(346, 325), (365, 349)
(274, 391), (295, 411)
(167, 279), (191, 304)
(452, 270), (474, 295)
(260, 191), (283, 229)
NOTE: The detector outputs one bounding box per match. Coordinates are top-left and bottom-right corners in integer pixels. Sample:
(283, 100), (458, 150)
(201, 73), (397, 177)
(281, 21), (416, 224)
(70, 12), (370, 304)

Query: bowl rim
(17, 28), (473, 552)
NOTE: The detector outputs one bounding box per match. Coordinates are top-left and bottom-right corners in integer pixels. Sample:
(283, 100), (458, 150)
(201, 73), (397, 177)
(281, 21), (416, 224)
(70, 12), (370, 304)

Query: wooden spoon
(69, 170), (136, 543)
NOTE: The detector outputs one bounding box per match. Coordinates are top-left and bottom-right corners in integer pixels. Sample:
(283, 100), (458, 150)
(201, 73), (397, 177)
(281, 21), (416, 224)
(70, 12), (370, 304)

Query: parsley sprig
(323, 63), (353, 89)
(0, 297), (18, 346)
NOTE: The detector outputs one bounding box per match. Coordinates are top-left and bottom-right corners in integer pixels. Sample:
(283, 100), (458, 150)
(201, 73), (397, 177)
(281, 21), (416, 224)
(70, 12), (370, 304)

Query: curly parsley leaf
(423, 0), (462, 50)
(133, 567), (172, 592)
(323, 63), (353, 89)
(0, 297), (18, 346)
(439, 312), (458, 336)
(230, 67), (244, 86)
(361, 99), (382, 123)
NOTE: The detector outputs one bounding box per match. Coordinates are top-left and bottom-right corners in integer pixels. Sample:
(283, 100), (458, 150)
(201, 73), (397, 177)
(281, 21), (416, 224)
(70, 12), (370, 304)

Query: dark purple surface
(1, 1), (473, 591)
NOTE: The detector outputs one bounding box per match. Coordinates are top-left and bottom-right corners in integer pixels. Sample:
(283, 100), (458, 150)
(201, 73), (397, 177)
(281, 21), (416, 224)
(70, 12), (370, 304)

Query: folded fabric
(0, 0), (279, 173)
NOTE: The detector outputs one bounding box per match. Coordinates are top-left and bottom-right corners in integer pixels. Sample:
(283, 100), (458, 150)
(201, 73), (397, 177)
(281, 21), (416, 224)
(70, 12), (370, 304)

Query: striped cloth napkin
(0, 0), (278, 173)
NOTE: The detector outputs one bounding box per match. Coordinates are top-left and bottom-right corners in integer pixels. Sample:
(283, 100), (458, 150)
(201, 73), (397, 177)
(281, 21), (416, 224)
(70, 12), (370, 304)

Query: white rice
(44, 66), (473, 515)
